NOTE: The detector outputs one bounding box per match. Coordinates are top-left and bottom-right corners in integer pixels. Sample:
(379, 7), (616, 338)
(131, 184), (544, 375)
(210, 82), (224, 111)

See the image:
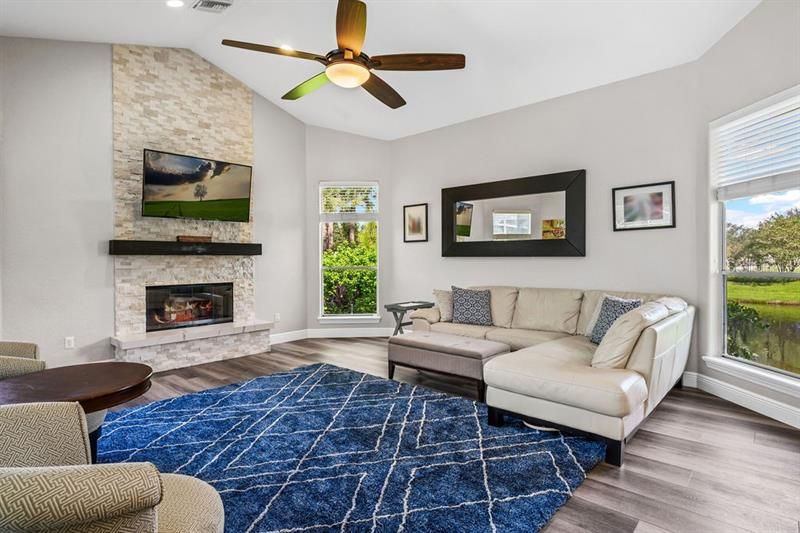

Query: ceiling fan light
(325, 61), (370, 88)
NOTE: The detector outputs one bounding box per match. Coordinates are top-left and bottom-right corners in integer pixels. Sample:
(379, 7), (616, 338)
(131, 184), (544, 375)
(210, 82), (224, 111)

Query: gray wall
(0, 37), (115, 366)
(304, 126), (393, 330)
(0, 37), (309, 365)
(253, 93), (307, 334)
(389, 64), (698, 365)
(693, 0), (800, 406)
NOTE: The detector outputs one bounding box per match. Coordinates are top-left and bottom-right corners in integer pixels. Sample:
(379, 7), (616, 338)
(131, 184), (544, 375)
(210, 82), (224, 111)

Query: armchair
(0, 402), (225, 532)
(0, 340), (45, 380)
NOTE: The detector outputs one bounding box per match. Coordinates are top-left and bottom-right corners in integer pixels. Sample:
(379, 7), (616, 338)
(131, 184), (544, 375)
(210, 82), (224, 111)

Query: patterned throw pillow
(590, 296), (642, 345)
(433, 289), (453, 322)
(451, 286), (493, 326)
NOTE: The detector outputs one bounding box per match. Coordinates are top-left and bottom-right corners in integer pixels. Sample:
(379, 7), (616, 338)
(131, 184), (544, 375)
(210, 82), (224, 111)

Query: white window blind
(320, 184), (378, 215)
(712, 86), (800, 200)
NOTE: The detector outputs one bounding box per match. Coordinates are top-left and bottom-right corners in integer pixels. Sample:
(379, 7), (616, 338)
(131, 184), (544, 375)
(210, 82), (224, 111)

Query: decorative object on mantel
(442, 170), (586, 257)
(403, 203), (428, 242)
(221, 0), (465, 109)
(612, 180), (676, 231)
(176, 235), (212, 243)
(108, 240), (261, 256)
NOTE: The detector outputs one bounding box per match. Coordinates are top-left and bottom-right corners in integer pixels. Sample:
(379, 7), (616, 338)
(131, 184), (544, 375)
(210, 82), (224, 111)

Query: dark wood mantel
(108, 240), (262, 256)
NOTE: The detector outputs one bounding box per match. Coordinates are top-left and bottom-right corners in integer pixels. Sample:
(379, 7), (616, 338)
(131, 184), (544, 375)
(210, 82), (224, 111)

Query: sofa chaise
(410, 287), (695, 465)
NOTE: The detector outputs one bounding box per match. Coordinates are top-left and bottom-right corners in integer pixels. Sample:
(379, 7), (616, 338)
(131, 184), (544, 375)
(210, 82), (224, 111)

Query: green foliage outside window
(322, 221), (378, 315)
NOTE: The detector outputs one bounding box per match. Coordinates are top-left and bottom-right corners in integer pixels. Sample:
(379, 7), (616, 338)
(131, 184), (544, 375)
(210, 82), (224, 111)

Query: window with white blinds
(711, 86), (800, 377)
(712, 85), (800, 200)
(318, 183), (379, 317)
(320, 184), (378, 216)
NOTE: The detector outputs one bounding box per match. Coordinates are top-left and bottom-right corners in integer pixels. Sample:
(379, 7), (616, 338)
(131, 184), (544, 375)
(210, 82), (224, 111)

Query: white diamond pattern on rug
(100, 364), (605, 532)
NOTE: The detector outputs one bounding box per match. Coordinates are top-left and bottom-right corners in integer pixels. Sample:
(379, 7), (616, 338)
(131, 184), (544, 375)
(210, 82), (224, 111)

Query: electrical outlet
(274, 312), (281, 322)
(64, 336), (75, 349)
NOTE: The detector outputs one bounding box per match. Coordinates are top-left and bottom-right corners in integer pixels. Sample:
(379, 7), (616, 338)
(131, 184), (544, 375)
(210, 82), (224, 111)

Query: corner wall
(0, 37), (114, 365)
(0, 38), (308, 365)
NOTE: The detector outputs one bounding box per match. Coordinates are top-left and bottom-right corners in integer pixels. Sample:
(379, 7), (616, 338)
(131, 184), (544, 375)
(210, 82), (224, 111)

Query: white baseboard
(307, 327), (393, 338)
(269, 329), (309, 345)
(270, 327), (392, 345)
(683, 371), (799, 428)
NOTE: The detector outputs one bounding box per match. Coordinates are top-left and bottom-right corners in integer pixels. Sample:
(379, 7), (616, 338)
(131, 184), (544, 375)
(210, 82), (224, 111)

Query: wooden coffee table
(0, 362), (152, 462)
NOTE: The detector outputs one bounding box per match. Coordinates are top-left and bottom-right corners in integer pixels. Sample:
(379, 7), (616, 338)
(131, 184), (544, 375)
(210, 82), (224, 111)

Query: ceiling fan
(221, 0), (465, 109)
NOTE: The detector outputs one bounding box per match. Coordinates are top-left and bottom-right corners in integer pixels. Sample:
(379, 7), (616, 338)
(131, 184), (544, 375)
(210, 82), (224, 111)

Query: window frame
(318, 182), (380, 321)
(492, 210), (533, 239)
(711, 84), (800, 378)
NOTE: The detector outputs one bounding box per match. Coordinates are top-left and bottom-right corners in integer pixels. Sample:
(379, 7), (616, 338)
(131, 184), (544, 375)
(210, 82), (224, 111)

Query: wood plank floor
(116, 337), (800, 533)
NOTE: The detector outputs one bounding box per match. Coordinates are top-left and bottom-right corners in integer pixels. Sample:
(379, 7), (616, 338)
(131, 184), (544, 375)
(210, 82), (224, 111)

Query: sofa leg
(477, 380), (486, 403)
(605, 439), (624, 466)
(487, 406), (504, 427)
(388, 361), (395, 380)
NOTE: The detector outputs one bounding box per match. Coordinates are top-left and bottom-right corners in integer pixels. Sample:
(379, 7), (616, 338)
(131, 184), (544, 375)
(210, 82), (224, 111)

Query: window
(711, 86), (800, 377)
(319, 183), (378, 317)
(492, 211), (532, 239)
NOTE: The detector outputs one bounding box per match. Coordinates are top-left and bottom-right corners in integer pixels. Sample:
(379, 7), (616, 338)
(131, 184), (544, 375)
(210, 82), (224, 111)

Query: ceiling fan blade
(370, 53), (466, 71)
(362, 73), (406, 109)
(222, 39), (327, 64)
(336, 0), (367, 56)
(282, 72), (330, 100)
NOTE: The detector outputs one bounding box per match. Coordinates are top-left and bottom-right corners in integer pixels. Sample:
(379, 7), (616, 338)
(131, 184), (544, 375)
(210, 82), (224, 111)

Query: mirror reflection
(455, 191), (566, 242)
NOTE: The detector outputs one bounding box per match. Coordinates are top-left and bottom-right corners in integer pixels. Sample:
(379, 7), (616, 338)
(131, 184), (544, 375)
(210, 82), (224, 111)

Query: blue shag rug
(100, 363), (605, 532)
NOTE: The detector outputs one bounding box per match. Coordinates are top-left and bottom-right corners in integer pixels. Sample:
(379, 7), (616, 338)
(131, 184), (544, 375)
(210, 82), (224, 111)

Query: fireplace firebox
(146, 282), (233, 332)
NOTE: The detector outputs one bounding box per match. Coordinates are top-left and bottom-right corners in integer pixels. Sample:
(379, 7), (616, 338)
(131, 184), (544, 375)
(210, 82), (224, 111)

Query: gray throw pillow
(451, 286), (492, 326)
(590, 296), (642, 344)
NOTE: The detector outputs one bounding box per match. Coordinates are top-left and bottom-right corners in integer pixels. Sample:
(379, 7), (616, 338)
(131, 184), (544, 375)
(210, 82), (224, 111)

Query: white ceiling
(0, 0), (759, 140)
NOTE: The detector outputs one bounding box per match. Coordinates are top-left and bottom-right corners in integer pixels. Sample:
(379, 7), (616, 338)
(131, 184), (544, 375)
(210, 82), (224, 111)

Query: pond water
(730, 303), (800, 375)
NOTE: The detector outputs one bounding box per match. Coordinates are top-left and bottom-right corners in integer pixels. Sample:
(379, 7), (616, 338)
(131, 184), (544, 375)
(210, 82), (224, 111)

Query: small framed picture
(612, 181), (675, 231)
(403, 203), (428, 242)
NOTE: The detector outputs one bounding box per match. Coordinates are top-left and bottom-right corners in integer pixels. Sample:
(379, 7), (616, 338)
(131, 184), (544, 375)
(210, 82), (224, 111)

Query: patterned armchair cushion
(0, 341), (40, 359)
(0, 463), (162, 532)
(0, 355), (46, 380)
(451, 286), (493, 326)
(0, 402), (92, 467)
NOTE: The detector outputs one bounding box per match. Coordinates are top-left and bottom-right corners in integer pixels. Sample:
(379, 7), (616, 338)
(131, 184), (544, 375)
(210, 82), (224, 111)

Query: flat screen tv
(141, 149), (252, 223)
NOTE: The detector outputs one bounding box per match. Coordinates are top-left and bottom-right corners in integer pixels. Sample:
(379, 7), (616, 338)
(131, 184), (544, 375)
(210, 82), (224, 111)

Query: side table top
(0, 362), (152, 413)
(384, 301), (435, 312)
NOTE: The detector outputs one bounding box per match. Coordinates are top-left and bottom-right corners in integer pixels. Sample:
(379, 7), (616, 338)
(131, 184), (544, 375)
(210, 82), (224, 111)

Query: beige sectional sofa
(410, 287), (695, 465)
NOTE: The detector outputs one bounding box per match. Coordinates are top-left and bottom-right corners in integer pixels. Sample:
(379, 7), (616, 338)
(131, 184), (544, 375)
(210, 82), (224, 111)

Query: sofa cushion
(409, 307), (440, 324)
(592, 301), (670, 369)
(484, 341), (648, 417)
(470, 286), (519, 328)
(452, 286), (493, 326)
(389, 331), (509, 360)
(433, 289), (453, 322)
(590, 296), (642, 345)
(485, 328), (568, 351)
(430, 322), (494, 339)
(578, 290), (663, 336)
(511, 288), (584, 334)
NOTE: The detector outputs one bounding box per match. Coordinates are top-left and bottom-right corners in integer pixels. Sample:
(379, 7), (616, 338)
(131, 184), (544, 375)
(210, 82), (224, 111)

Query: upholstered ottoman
(388, 331), (510, 401)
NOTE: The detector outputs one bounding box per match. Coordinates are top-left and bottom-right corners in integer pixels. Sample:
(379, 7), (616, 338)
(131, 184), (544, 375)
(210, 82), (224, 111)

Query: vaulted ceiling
(0, 0), (759, 140)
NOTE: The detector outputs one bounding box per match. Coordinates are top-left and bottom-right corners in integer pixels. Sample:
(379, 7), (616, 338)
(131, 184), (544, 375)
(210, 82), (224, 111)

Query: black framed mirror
(442, 170), (586, 257)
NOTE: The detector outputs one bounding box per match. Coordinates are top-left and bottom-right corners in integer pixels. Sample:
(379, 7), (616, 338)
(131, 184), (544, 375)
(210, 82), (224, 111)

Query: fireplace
(146, 282), (233, 332)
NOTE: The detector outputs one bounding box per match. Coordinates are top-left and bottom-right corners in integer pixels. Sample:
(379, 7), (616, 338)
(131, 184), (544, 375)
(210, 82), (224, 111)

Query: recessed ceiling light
(166, 0), (184, 7)
(279, 44), (294, 52)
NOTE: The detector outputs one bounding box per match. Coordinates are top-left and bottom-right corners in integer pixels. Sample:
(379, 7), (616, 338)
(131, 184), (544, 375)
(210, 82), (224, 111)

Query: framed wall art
(612, 181), (675, 231)
(403, 203), (428, 242)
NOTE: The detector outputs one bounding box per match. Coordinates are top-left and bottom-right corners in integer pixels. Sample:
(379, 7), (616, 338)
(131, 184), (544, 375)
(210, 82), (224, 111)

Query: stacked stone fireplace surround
(110, 45), (270, 371)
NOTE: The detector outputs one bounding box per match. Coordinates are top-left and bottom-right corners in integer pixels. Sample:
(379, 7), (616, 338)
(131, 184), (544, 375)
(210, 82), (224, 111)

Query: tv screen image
(142, 149), (252, 223)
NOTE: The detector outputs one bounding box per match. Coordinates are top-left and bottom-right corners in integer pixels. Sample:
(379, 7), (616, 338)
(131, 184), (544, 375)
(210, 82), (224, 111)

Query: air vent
(192, 0), (233, 13)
